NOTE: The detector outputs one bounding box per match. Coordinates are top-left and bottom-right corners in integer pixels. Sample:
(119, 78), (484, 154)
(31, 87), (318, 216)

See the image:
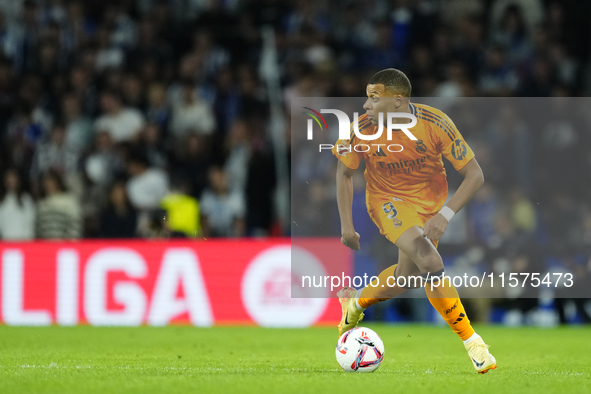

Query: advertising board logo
(241, 246), (328, 327)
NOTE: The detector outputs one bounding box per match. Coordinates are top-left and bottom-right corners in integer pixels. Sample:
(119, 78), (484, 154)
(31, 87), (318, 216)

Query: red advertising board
(0, 239), (350, 327)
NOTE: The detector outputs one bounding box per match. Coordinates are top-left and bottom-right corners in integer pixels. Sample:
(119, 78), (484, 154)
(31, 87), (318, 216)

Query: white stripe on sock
(462, 332), (481, 345)
(354, 288), (365, 311)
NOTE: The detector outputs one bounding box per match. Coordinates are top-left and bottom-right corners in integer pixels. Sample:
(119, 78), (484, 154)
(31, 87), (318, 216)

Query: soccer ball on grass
(335, 327), (385, 372)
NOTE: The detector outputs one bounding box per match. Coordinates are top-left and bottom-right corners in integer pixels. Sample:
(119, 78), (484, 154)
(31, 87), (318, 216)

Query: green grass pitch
(0, 325), (589, 394)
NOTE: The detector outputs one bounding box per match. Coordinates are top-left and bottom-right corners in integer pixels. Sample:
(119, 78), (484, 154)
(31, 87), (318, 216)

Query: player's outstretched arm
(336, 160), (360, 251)
(423, 158), (484, 241)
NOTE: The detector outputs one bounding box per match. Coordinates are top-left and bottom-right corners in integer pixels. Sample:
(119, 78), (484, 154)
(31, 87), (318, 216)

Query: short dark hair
(43, 170), (68, 193)
(101, 89), (122, 102)
(127, 152), (149, 168)
(368, 68), (412, 97)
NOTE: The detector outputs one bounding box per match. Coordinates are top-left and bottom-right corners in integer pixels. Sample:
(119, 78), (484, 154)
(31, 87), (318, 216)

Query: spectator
(478, 46), (519, 96)
(160, 176), (201, 237)
(102, 69), (124, 93)
(30, 123), (80, 186)
(36, 170), (82, 239)
(201, 166), (245, 237)
(171, 133), (212, 199)
(169, 79), (216, 139)
(139, 122), (167, 169)
(333, 4), (376, 53)
(62, 93), (93, 152)
(484, 104), (532, 190)
(102, 4), (137, 50)
(283, 73), (322, 113)
(143, 208), (187, 239)
(293, 179), (333, 237)
(544, 191), (583, 256)
(98, 181), (137, 238)
(469, 183), (499, 245)
(435, 60), (469, 99)
(62, 1), (92, 51)
(491, 0), (544, 38)
(188, 29), (230, 80)
(302, 28), (334, 69)
(69, 65), (99, 117)
(517, 56), (554, 96)
(145, 82), (170, 131)
(12, 1), (42, 75)
(224, 119), (251, 194)
(121, 73), (145, 110)
(490, 5), (533, 66)
(84, 131), (123, 187)
(95, 23), (125, 72)
(508, 187), (537, 233)
(407, 46), (435, 88)
(430, 28), (454, 78)
(548, 43), (578, 86)
(0, 168), (35, 240)
(536, 98), (584, 192)
(167, 54), (202, 105)
(94, 90), (145, 143)
(81, 131), (125, 230)
(6, 103), (45, 171)
(127, 16), (173, 71)
(0, 58), (16, 131)
(244, 136), (276, 236)
(125, 153), (169, 211)
(211, 68), (240, 138)
(236, 65), (267, 119)
(361, 21), (401, 71)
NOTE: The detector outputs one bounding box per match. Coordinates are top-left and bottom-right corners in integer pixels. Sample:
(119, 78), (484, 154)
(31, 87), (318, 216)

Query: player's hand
(341, 231), (360, 251)
(422, 214), (448, 241)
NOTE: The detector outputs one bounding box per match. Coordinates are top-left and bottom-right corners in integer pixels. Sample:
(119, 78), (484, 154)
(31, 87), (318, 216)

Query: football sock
(357, 264), (408, 309)
(425, 274), (475, 341)
(462, 332), (481, 345)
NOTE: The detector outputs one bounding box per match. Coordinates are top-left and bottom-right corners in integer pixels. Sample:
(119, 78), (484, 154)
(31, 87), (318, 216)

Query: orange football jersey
(331, 103), (475, 214)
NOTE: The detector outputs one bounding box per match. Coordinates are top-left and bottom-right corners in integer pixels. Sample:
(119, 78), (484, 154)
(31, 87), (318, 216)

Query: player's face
(363, 84), (401, 126)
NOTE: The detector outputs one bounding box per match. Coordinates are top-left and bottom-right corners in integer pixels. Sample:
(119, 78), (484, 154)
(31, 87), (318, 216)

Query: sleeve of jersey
(331, 124), (363, 170)
(436, 112), (475, 171)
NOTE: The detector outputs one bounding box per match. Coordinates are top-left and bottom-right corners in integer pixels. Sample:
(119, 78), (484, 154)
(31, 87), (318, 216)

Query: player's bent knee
(418, 252), (444, 274)
(398, 228), (444, 274)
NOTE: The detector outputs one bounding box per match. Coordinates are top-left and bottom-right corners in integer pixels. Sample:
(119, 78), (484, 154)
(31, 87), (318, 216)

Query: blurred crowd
(0, 0), (279, 239)
(0, 0), (589, 264)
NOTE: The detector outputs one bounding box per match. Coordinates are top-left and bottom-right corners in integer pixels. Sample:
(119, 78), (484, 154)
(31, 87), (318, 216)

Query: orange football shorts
(366, 195), (439, 248)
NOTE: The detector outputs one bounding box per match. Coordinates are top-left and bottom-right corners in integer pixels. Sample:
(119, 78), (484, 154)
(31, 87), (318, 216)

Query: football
(335, 327), (385, 372)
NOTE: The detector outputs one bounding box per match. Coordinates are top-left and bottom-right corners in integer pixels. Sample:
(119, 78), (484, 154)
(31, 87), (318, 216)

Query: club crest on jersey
(394, 219), (402, 228)
(415, 140), (427, 153)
